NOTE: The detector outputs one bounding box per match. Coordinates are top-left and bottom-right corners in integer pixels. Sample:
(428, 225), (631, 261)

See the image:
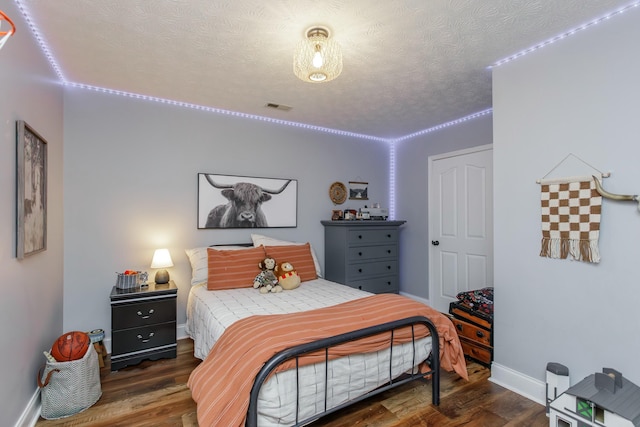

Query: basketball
(51, 331), (90, 362)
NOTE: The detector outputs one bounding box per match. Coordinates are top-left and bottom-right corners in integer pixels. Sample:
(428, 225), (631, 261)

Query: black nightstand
(110, 281), (177, 371)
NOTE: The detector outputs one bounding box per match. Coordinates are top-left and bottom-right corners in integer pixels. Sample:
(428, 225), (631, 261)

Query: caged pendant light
(293, 27), (343, 83)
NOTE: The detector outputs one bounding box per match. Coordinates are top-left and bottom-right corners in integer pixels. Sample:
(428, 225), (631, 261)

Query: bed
(184, 237), (467, 427)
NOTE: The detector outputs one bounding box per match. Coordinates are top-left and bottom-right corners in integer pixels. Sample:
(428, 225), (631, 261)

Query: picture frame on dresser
(197, 173), (298, 229)
(16, 120), (47, 260)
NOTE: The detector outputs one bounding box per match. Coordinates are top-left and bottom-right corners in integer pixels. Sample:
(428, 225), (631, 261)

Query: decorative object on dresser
(150, 248), (173, 284)
(447, 286), (493, 365)
(321, 220), (405, 294)
(110, 281), (177, 371)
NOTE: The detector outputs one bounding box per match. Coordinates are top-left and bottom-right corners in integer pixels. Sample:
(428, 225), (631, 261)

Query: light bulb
(312, 46), (323, 68)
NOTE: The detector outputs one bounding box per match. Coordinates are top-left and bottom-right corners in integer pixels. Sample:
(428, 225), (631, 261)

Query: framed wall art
(16, 120), (48, 259)
(348, 181), (368, 200)
(197, 173), (298, 229)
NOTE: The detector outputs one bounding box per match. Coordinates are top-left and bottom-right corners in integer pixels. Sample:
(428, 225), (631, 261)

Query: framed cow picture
(197, 173), (298, 229)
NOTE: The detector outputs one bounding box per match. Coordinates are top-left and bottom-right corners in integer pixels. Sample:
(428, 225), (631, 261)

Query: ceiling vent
(265, 103), (292, 112)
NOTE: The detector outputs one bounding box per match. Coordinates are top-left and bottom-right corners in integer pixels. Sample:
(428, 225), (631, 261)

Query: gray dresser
(321, 220), (406, 294)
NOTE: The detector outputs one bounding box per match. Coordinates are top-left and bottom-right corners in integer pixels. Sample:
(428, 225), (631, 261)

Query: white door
(428, 145), (493, 313)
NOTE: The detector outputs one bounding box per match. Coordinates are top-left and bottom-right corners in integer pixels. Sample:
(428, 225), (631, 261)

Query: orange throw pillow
(207, 246), (266, 290)
(262, 243), (318, 282)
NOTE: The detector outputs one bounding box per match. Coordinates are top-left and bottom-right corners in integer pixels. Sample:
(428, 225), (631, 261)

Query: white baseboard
(401, 293), (545, 408)
(14, 388), (40, 427)
(489, 362), (546, 405)
(177, 323), (188, 340)
(399, 291), (430, 306)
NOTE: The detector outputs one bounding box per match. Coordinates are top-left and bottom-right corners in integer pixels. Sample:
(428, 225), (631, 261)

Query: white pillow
(185, 245), (250, 286)
(250, 234), (322, 278)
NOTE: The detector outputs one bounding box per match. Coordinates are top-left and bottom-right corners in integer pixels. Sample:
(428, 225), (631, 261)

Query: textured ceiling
(21, 0), (636, 139)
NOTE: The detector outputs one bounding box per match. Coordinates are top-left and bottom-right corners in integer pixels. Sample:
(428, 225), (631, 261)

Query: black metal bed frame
(246, 315), (440, 427)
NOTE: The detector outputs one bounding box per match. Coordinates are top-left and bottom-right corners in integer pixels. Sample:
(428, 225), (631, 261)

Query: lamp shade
(151, 248), (173, 284)
(293, 27), (342, 83)
(151, 249), (173, 268)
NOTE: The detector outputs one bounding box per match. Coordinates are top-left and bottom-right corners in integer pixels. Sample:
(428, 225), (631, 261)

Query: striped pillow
(207, 246), (266, 290)
(262, 243), (318, 282)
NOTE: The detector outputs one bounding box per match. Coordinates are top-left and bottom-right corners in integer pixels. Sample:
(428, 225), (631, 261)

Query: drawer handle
(387, 250), (391, 254)
(476, 331), (485, 338)
(137, 308), (155, 319)
(358, 235), (363, 239)
(358, 268), (363, 273)
(387, 281), (391, 286)
(456, 324), (463, 331)
(358, 285), (362, 290)
(136, 332), (155, 343)
(358, 252), (363, 256)
(387, 234), (391, 238)
(387, 265), (391, 270)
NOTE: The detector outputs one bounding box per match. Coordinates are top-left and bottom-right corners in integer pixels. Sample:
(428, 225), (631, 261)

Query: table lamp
(151, 248), (173, 284)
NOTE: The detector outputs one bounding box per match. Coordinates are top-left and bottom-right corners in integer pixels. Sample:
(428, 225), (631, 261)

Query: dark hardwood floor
(35, 339), (548, 426)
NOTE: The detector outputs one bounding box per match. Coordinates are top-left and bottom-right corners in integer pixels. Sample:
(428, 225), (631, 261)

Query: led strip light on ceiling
(15, 0), (637, 142)
(491, 1), (640, 68)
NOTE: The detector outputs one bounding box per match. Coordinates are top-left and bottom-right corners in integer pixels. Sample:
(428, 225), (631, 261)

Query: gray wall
(62, 89), (390, 338)
(493, 8), (640, 393)
(394, 115), (493, 299)
(0, 1), (65, 425)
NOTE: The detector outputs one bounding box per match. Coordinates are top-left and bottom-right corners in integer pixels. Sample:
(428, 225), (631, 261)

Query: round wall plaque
(329, 181), (347, 205)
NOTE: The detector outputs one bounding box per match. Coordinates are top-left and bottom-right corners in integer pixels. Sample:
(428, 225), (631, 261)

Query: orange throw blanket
(188, 293), (467, 427)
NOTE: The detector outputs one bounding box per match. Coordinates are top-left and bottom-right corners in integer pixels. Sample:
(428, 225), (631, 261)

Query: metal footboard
(246, 315), (440, 427)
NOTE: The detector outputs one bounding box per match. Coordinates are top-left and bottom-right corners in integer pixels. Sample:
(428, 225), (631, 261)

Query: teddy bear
(253, 256), (282, 293)
(275, 261), (301, 290)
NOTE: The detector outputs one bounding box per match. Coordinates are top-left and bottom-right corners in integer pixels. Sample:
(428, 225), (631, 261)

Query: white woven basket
(38, 344), (102, 419)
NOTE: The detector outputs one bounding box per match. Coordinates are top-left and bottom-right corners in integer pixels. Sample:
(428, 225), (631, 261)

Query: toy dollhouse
(548, 366), (640, 427)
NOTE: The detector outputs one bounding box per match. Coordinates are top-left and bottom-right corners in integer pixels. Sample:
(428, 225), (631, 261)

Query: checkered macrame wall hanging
(539, 177), (602, 263)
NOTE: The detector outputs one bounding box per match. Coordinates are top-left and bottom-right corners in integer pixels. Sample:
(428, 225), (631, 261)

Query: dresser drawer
(112, 298), (176, 330)
(111, 322), (176, 356)
(451, 317), (492, 347)
(347, 260), (397, 279)
(347, 229), (398, 245)
(349, 276), (398, 294)
(459, 338), (492, 365)
(347, 244), (397, 261)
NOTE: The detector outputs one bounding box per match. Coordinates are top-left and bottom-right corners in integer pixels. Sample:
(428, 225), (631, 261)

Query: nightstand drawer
(451, 317), (491, 347)
(459, 338), (492, 365)
(349, 275), (398, 294)
(112, 298), (176, 330)
(348, 244), (397, 261)
(111, 322), (176, 355)
(347, 229), (398, 245)
(347, 260), (397, 279)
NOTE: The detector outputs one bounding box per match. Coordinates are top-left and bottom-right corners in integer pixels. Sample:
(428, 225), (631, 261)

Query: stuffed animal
(254, 256), (282, 293)
(275, 261), (301, 290)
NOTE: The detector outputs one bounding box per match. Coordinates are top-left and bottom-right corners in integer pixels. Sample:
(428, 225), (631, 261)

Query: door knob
(431, 240), (440, 246)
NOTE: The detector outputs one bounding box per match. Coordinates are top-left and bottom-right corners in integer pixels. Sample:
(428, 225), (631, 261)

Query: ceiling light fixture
(293, 27), (342, 83)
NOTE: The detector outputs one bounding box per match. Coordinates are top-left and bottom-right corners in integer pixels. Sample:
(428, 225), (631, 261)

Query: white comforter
(186, 279), (432, 426)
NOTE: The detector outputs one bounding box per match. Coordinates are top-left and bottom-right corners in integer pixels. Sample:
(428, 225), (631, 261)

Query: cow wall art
(197, 173), (298, 229)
